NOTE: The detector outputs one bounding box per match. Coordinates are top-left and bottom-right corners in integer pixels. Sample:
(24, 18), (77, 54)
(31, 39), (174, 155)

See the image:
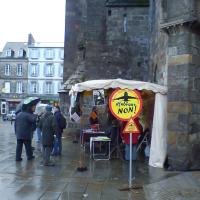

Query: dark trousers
(16, 139), (33, 160)
(42, 146), (52, 164)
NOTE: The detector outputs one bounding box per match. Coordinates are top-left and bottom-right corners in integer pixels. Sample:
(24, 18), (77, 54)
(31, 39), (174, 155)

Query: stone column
(166, 24), (200, 170)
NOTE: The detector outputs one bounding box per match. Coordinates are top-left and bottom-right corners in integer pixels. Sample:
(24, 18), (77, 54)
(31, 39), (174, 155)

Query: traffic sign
(109, 88), (142, 121)
(123, 118), (140, 133)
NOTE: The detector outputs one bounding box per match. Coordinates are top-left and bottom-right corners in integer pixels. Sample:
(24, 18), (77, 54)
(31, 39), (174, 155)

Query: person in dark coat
(52, 106), (64, 156)
(15, 104), (37, 161)
(39, 105), (57, 166)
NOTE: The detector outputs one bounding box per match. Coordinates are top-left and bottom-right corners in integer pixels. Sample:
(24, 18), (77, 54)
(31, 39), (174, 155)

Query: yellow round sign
(109, 89), (142, 121)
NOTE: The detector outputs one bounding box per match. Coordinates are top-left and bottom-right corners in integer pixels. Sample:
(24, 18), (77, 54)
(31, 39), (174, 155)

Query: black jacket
(15, 111), (37, 140)
(54, 111), (63, 137)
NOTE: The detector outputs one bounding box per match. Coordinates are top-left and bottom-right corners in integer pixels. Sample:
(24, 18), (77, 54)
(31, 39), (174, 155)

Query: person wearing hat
(39, 105), (57, 166)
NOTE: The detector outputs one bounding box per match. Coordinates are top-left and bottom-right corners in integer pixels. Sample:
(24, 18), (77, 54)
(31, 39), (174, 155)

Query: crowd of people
(14, 103), (66, 166)
(14, 101), (148, 166)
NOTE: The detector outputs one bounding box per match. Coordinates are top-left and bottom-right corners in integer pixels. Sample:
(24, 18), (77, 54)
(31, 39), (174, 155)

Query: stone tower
(150, 0), (200, 170)
(64, 0), (150, 83)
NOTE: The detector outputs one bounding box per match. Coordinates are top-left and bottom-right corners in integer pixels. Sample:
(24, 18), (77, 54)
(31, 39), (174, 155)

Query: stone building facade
(0, 42), (28, 112)
(63, 0), (200, 170)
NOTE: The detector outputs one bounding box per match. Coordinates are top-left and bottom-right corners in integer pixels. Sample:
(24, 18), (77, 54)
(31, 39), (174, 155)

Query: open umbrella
(23, 97), (40, 106)
(15, 97), (40, 114)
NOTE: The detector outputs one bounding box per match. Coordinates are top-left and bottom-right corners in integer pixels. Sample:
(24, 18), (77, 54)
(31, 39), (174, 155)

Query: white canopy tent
(69, 79), (168, 168)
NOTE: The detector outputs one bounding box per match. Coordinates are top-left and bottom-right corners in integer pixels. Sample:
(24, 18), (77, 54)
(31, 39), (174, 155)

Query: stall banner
(109, 88), (142, 121)
(123, 117), (140, 134)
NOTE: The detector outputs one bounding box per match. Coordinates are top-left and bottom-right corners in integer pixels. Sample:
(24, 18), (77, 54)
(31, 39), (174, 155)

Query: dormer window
(5, 49), (14, 57)
(18, 49), (26, 57)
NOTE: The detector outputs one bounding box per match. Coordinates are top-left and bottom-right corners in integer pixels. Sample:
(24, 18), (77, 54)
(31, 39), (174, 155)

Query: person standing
(120, 117), (143, 161)
(15, 104), (37, 161)
(35, 110), (45, 151)
(52, 106), (65, 156)
(89, 106), (99, 130)
(39, 105), (57, 166)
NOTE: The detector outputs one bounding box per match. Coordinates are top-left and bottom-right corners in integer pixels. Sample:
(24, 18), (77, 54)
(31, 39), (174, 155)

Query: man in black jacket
(15, 104), (37, 161)
(52, 106), (64, 156)
(39, 105), (56, 166)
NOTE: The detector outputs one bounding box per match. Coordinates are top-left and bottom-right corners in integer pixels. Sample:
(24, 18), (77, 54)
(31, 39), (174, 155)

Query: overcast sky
(0, 0), (65, 50)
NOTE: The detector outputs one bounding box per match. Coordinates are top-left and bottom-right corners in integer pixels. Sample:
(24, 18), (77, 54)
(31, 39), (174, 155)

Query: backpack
(60, 114), (66, 129)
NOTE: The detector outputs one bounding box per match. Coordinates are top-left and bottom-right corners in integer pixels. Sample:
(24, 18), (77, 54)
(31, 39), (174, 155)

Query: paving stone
(0, 120), (197, 200)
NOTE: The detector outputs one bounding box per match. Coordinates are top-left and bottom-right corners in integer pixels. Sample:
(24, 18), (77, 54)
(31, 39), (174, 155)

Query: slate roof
(0, 42), (28, 58)
(106, 0), (149, 7)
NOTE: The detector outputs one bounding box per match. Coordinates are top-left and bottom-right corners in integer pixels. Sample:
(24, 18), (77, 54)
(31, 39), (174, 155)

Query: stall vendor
(89, 106), (99, 130)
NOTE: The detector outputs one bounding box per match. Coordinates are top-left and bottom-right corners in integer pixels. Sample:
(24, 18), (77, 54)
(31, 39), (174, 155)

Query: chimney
(28, 33), (35, 45)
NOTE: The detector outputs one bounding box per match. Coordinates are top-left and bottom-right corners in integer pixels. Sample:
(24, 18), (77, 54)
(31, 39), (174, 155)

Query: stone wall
(64, 0), (87, 82)
(150, 0), (200, 170)
(163, 0), (195, 22)
(64, 0), (150, 82)
(149, 0), (168, 86)
(105, 6), (149, 80)
(167, 26), (200, 170)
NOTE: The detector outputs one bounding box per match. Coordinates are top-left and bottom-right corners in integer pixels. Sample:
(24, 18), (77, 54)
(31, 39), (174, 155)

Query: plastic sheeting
(149, 93), (167, 168)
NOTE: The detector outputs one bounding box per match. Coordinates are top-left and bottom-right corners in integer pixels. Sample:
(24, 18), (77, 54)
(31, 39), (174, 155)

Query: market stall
(69, 79), (167, 168)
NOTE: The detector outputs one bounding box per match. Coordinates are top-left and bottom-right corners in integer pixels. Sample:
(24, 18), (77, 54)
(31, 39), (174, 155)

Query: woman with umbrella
(15, 97), (40, 161)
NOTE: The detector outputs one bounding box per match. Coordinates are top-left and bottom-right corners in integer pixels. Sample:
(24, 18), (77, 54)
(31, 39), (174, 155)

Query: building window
(18, 49), (25, 57)
(5, 49), (13, 57)
(108, 9), (112, 16)
(60, 49), (64, 59)
(123, 14), (127, 33)
(45, 63), (54, 77)
(45, 82), (53, 94)
(30, 82), (38, 93)
(16, 82), (22, 93)
(59, 64), (63, 77)
(30, 49), (39, 59)
(58, 82), (62, 91)
(4, 82), (10, 93)
(30, 64), (38, 77)
(45, 49), (54, 59)
(4, 64), (11, 76)
(17, 64), (23, 76)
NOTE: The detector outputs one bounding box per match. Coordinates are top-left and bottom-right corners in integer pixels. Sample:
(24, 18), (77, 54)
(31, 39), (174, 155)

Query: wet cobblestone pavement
(1, 120), (197, 200)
